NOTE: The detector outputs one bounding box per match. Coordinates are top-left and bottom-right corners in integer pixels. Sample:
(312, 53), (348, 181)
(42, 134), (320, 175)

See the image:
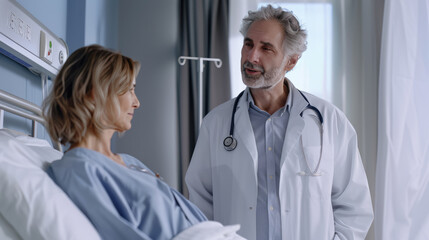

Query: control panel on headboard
(0, 0), (68, 79)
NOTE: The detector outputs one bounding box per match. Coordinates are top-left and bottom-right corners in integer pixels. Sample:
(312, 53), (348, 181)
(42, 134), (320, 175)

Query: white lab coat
(186, 80), (374, 240)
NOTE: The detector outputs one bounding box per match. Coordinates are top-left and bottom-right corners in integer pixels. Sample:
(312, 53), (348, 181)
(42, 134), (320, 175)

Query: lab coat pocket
(299, 145), (329, 200)
(301, 145), (322, 173)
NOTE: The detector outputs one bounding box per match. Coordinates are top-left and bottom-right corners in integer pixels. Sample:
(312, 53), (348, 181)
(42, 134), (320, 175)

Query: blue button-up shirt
(248, 85), (292, 240)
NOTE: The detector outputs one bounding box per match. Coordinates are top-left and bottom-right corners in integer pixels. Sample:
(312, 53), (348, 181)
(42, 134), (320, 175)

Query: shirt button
(268, 147), (272, 151)
(270, 206), (274, 211)
(269, 175), (273, 179)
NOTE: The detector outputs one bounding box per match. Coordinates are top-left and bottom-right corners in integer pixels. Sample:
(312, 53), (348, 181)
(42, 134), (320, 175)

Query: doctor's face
(112, 81), (140, 132)
(241, 19), (289, 89)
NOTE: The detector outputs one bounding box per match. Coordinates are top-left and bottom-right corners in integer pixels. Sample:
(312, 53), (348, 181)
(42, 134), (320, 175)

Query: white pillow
(0, 129), (101, 240)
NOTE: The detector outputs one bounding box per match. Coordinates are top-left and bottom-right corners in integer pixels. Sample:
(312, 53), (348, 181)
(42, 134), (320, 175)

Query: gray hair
(240, 5), (307, 57)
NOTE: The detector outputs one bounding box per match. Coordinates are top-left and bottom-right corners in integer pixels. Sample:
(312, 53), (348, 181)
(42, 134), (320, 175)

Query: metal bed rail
(0, 89), (61, 151)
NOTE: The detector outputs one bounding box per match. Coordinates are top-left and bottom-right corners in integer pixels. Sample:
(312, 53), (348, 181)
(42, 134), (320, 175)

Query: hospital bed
(0, 88), (243, 240)
(0, 89), (102, 240)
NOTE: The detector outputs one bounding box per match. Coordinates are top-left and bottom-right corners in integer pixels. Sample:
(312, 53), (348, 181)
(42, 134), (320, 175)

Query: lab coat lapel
(280, 83), (307, 167)
(234, 90), (258, 177)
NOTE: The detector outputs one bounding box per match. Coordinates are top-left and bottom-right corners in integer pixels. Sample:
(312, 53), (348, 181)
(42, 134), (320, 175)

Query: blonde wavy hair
(43, 44), (140, 145)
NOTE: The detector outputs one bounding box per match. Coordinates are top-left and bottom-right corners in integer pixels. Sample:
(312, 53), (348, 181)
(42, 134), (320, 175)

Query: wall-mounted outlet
(40, 30), (53, 63)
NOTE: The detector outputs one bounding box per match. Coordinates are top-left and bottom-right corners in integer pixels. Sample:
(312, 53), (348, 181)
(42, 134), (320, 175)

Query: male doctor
(186, 5), (373, 240)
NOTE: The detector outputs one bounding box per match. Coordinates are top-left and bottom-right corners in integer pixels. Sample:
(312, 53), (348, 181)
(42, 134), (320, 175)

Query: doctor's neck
(250, 78), (288, 115)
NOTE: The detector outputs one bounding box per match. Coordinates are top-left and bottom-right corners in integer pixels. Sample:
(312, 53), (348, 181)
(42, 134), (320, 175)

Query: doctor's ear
(285, 54), (300, 72)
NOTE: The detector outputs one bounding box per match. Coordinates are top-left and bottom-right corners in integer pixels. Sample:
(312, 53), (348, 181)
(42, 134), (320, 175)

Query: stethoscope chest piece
(223, 91), (244, 152)
(223, 136), (237, 151)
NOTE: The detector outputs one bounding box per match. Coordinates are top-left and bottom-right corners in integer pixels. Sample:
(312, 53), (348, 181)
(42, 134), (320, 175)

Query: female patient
(43, 45), (241, 240)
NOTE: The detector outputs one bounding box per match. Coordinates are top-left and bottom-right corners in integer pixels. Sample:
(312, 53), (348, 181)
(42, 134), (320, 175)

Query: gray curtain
(178, 0), (231, 195)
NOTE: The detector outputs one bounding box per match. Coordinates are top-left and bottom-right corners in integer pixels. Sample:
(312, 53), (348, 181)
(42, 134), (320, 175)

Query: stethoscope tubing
(223, 89), (324, 176)
(228, 91), (245, 136)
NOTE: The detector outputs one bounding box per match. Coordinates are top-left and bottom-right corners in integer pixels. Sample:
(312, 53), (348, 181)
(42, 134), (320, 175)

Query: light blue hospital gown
(47, 148), (207, 240)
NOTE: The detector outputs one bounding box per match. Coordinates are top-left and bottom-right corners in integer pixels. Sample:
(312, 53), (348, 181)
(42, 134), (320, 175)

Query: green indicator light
(49, 41), (52, 48)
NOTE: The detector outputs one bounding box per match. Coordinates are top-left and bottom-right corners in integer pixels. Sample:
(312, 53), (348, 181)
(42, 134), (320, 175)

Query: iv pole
(178, 56), (222, 128)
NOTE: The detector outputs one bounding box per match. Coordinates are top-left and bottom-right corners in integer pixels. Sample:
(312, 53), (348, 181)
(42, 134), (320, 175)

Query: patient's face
(112, 81), (140, 132)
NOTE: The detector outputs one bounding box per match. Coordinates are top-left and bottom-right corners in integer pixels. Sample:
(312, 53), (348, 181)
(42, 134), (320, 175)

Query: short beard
(241, 60), (287, 89)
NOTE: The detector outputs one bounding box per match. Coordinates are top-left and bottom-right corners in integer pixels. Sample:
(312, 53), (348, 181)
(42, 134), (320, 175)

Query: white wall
(117, 0), (180, 189)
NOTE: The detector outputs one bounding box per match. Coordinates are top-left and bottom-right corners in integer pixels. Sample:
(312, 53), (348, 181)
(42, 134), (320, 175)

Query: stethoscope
(223, 90), (324, 176)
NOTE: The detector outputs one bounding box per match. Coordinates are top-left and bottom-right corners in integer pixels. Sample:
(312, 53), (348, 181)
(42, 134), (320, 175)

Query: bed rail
(0, 89), (61, 151)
